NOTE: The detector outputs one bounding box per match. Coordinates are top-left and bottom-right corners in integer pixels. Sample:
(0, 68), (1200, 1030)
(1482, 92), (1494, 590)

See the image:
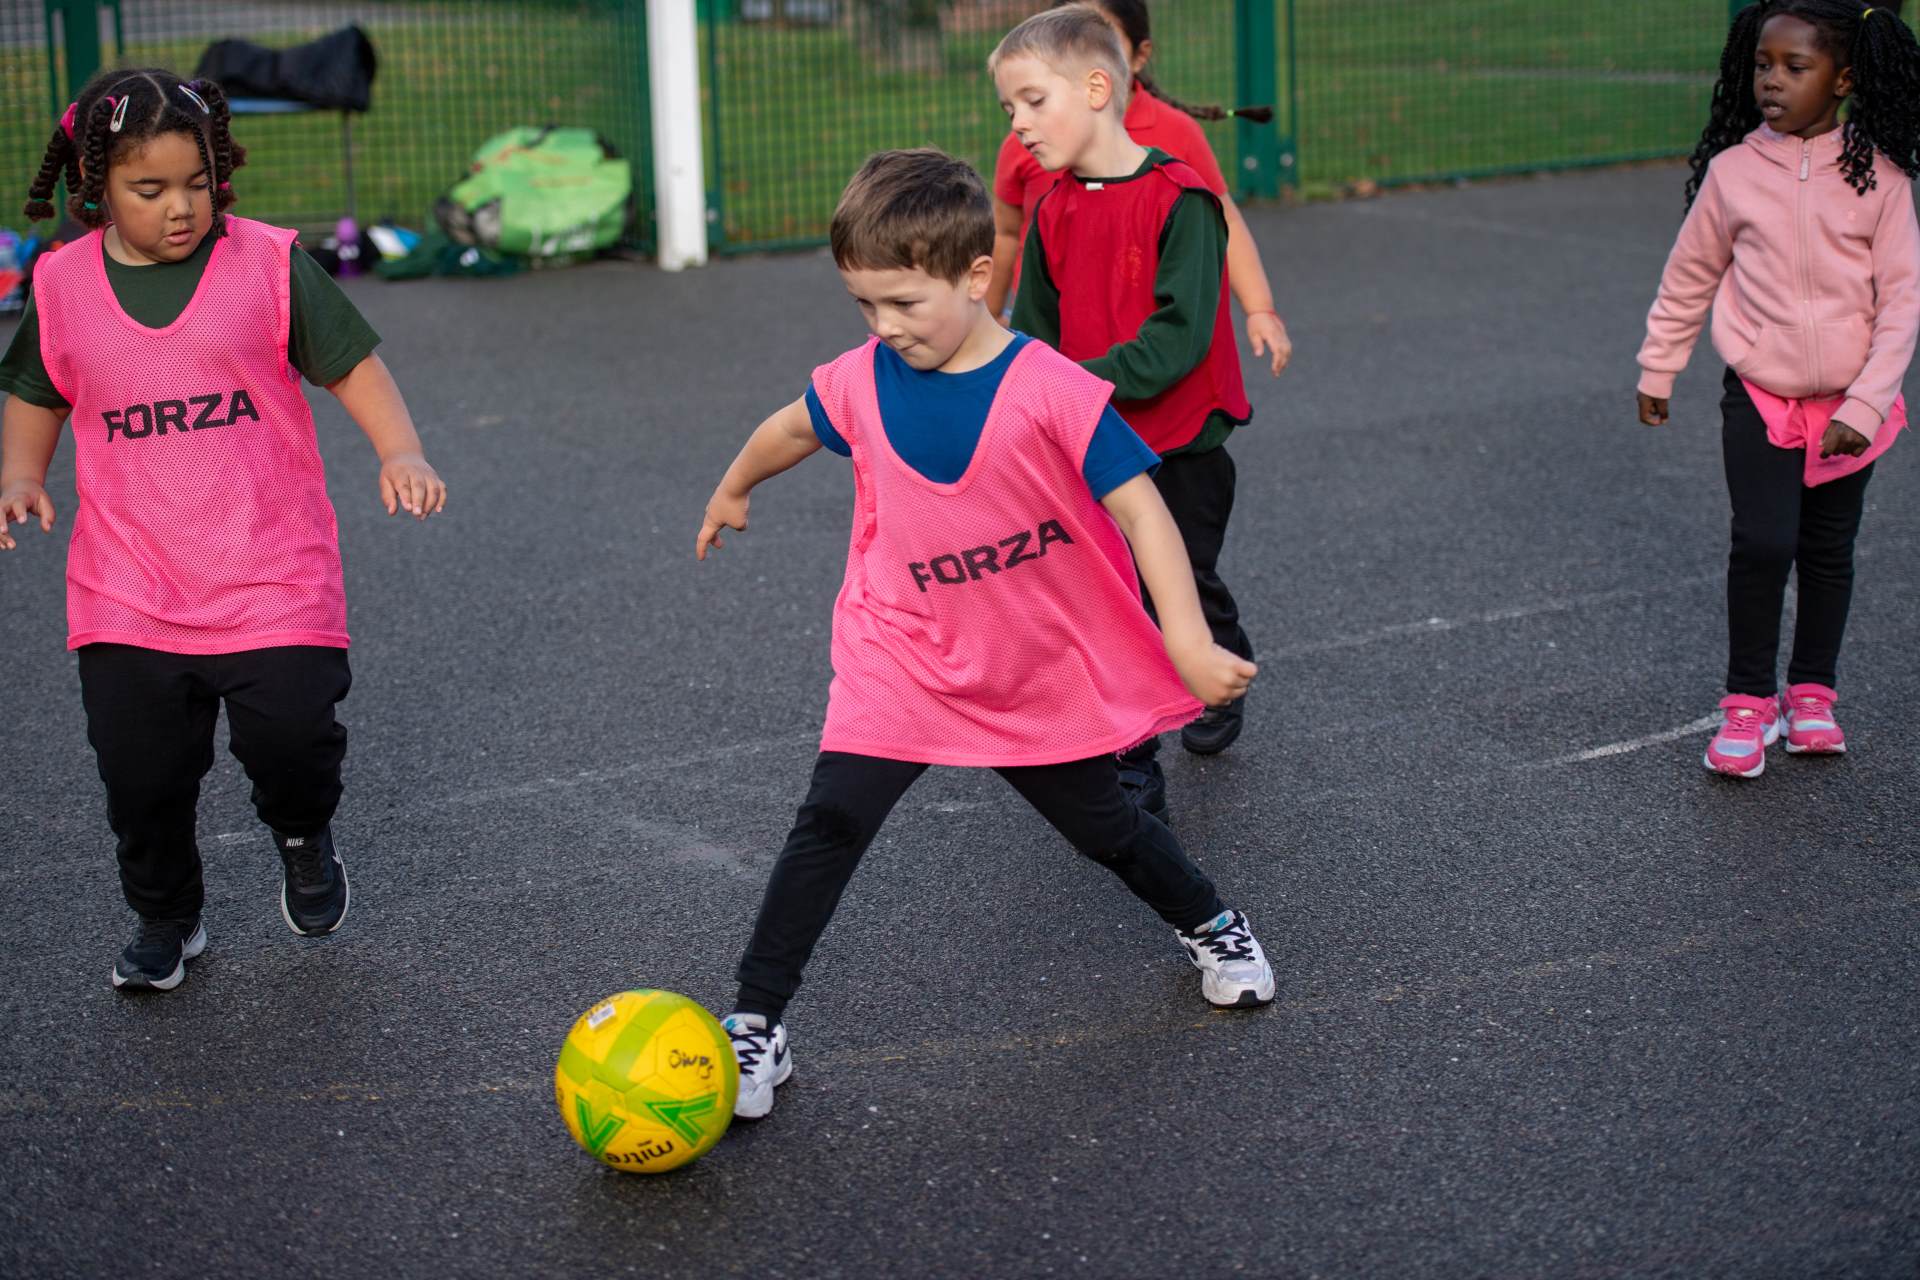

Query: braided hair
(1687, 0), (1920, 206)
(1053, 0), (1275, 124)
(23, 67), (248, 234)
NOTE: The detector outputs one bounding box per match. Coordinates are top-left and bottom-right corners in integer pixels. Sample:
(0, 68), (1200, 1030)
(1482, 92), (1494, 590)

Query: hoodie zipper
(1797, 138), (1822, 391)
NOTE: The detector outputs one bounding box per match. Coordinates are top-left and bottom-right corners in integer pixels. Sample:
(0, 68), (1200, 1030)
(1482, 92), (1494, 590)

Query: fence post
(43, 0), (105, 115)
(1234, 0), (1285, 198)
(648, 0), (709, 269)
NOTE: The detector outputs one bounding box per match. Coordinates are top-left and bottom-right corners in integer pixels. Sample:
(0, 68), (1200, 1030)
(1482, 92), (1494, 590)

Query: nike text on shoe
(112, 917), (208, 992)
(276, 826), (350, 936)
(1780, 683), (1847, 755)
(1703, 693), (1780, 778)
(1177, 909), (1276, 1009)
(1181, 696), (1245, 756)
(723, 1013), (793, 1120)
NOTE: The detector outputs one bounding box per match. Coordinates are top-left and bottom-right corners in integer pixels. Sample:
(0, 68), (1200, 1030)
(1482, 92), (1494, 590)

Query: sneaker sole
(1181, 722), (1243, 757)
(1200, 966), (1276, 1009)
(1703, 749), (1766, 778)
(282, 861), (351, 937)
(112, 923), (207, 992)
(732, 1055), (794, 1121)
(1783, 739), (1846, 755)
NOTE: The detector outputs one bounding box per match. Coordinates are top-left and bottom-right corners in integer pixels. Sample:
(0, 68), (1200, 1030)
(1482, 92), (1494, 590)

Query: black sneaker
(1117, 739), (1169, 820)
(112, 917), (208, 992)
(275, 826), (350, 936)
(1182, 697), (1245, 756)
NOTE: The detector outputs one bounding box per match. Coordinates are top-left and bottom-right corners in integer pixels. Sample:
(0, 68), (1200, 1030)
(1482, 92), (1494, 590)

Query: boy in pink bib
(0, 69), (446, 992)
(696, 149), (1275, 1124)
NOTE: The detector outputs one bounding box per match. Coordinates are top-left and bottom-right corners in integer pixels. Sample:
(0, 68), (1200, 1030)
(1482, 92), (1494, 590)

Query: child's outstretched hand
(1247, 312), (1293, 377)
(379, 454), (447, 520)
(1173, 643), (1258, 708)
(1637, 392), (1670, 426)
(1821, 419), (1872, 458)
(0, 479), (56, 551)
(696, 487), (750, 561)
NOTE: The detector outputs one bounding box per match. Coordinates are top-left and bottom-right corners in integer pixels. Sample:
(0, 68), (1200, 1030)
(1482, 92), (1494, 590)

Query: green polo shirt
(0, 230), (380, 411)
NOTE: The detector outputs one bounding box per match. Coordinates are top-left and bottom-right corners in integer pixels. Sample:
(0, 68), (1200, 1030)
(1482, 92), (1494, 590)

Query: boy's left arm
(328, 354), (447, 519)
(1100, 473), (1255, 707)
(1829, 179), (1920, 455)
(1081, 192), (1224, 401)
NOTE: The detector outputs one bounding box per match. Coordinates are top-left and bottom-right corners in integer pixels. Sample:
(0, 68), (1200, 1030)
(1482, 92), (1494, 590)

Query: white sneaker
(723, 1013), (793, 1120)
(1177, 909), (1276, 1008)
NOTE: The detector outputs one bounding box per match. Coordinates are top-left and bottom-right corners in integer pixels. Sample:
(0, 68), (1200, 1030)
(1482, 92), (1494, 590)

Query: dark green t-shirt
(0, 230), (380, 411)
(1011, 148), (1241, 455)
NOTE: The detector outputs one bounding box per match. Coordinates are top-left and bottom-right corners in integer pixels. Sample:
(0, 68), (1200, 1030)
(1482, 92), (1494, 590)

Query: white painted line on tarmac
(1529, 714), (1722, 769)
(1264, 573), (1719, 661)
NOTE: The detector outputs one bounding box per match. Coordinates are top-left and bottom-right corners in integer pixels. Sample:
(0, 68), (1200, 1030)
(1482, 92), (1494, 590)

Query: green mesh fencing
(1287, 0), (1729, 195)
(5, 0), (654, 246)
(700, 0), (1239, 251)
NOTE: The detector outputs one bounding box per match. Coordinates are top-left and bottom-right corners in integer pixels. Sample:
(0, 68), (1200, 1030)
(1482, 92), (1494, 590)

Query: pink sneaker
(1703, 694), (1780, 778)
(1780, 683), (1847, 755)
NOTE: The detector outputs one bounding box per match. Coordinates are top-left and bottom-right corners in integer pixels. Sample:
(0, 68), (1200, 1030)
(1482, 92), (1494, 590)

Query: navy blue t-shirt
(805, 334), (1159, 499)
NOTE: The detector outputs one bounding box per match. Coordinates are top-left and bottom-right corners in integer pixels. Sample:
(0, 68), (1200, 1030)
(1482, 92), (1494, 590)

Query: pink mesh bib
(812, 337), (1201, 766)
(34, 217), (347, 653)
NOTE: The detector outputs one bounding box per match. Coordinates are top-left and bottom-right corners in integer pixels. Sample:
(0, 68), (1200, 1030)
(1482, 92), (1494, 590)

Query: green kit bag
(436, 127), (632, 260)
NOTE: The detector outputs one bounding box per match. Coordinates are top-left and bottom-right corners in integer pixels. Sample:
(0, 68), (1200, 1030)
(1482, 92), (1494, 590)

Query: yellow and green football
(555, 990), (738, 1174)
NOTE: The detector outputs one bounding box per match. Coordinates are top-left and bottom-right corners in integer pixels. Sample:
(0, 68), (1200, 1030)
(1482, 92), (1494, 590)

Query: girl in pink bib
(0, 68), (447, 992)
(695, 150), (1275, 1124)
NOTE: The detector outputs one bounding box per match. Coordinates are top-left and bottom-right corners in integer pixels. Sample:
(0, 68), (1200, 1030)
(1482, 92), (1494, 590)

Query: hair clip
(218, 181), (231, 191)
(179, 84), (210, 114)
(59, 102), (78, 141)
(83, 201), (99, 210)
(108, 95), (130, 133)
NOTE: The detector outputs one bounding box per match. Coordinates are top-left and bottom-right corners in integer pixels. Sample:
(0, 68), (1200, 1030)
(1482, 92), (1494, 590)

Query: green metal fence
(18, 2), (1911, 262)
(700, 0), (1243, 251)
(6, 0), (654, 246)
(697, 0), (1740, 251)
(1288, 0), (1729, 196)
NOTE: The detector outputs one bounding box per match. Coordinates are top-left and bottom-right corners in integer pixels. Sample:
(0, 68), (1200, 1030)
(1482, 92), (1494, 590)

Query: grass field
(3, 0), (1742, 248)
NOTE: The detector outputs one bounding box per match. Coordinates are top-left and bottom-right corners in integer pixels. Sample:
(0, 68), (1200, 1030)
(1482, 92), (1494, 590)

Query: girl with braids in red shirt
(0, 67), (447, 992)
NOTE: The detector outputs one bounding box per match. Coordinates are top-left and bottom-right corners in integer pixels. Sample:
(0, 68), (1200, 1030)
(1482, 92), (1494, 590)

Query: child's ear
(1834, 65), (1854, 100)
(1086, 66), (1115, 111)
(967, 253), (994, 301)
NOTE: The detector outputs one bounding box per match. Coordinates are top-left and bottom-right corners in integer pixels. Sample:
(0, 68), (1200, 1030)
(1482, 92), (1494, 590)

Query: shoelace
(133, 918), (190, 950)
(728, 1025), (772, 1071)
(1722, 709), (1764, 734)
(282, 843), (328, 888)
(1790, 696), (1832, 718)
(1194, 915), (1255, 963)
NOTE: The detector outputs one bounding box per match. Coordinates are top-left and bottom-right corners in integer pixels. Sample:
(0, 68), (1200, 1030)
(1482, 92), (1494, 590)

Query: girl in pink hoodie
(1636, 0), (1920, 778)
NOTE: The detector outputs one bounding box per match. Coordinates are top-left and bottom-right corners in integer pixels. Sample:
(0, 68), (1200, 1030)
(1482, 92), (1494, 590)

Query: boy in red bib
(696, 149), (1273, 1123)
(997, 4), (1256, 815)
(0, 69), (445, 992)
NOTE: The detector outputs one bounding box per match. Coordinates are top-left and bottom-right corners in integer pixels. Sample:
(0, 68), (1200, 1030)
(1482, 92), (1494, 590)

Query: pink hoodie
(1637, 124), (1920, 441)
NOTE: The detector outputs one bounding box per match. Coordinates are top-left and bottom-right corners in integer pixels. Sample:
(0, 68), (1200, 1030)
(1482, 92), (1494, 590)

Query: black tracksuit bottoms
(77, 643), (352, 921)
(1720, 369), (1874, 696)
(733, 751), (1229, 1021)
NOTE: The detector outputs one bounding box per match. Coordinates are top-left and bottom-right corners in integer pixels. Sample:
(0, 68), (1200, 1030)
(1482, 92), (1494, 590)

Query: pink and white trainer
(1780, 683), (1847, 755)
(1703, 693), (1780, 778)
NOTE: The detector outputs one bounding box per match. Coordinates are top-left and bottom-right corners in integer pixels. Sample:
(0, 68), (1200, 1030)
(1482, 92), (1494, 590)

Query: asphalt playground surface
(2, 165), (1916, 1279)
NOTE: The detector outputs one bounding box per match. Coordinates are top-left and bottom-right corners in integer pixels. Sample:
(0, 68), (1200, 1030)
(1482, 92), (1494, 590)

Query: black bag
(193, 25), (377, 111)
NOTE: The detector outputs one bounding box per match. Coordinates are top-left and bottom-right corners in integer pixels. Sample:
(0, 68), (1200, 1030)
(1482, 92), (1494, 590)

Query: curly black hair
(24, 66), (248, 234)
(1686, 0), (1920, 207)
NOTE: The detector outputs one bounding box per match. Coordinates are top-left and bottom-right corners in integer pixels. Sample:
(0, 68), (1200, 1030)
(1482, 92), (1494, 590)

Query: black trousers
(1141, 444), (1254, 662)
(77, 644), (352, 921)
(733, 751), (1229, 1020)
(1721, 370), (1874, 697)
